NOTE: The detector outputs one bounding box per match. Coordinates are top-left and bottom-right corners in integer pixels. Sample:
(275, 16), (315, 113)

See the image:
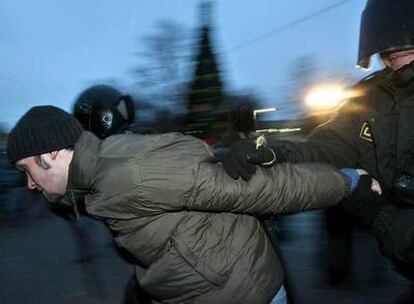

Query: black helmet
(357, 0), (414, 69)
(73, 85), (135, 138)
(230, 102), (255, 134)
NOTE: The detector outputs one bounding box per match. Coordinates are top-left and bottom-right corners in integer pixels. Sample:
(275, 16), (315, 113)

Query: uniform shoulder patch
(359, 122), (373, 142)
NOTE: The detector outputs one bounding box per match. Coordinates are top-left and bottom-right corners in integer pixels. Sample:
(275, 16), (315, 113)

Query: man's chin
(43, 193), (63, 203)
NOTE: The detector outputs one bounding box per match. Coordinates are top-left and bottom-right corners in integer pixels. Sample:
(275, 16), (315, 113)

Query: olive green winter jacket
(67, 131), (350, 304)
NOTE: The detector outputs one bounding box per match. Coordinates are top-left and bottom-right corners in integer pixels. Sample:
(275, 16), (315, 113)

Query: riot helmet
(357, 0), (414, 69)
(73, 85), (135, 138)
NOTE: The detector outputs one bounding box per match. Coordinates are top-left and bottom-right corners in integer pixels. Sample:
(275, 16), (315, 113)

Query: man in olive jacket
(7, 106), (356, 304)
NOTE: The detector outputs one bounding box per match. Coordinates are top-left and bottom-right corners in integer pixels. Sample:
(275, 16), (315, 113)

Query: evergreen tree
(186, 0), (225, 141)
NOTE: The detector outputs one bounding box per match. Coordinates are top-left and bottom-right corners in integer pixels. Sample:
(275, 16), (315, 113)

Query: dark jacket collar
(66, 131), (101, 193)
(380, 63), (414, 102)
(359, 68), (414, 112)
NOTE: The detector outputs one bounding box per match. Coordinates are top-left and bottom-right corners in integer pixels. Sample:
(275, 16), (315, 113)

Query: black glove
(340, 175), (395, 230)
(215, 138), (276, 181)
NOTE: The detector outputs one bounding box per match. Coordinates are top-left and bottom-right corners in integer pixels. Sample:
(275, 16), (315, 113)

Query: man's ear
(48, 151), (59, 160)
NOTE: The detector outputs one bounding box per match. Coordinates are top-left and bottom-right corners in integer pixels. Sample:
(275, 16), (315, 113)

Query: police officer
(214, 101), (256, 153)
(72, 85), (152, 303)
(221, 0), (414, 280)
(73, 84), (136, 138)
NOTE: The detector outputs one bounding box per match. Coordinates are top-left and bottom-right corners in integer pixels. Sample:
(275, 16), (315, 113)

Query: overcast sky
(0, 0), (372, 129)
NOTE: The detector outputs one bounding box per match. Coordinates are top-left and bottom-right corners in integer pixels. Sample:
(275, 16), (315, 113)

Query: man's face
(383, 49), (414, 71)
(15, 153), (67, 203)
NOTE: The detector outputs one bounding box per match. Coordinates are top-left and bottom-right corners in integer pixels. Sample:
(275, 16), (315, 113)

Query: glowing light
(305, 85), (361, 113)
(256, 128), (301, 133)
(253, 107), (276, 118)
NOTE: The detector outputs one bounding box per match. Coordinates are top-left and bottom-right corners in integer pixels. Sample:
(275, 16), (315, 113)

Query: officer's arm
(267, 109), (360, 168)
(218, 102), (363, 181)
(186, 161), (351, 215)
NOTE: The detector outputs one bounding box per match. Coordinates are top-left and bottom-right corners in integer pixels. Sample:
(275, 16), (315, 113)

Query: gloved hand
(340, 174), (393, 229)
(215, 138), (276, 181)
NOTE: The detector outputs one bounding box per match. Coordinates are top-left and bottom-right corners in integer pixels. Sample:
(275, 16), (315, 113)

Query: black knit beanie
(7, 105), (83, 163)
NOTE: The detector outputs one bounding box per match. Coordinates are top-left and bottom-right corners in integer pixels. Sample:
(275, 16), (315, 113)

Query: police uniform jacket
(270, 68), (414, 273)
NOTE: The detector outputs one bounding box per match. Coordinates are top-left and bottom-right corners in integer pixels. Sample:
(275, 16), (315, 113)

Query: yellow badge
(359, 122), (373, 142)
(255, 134), (267, 149)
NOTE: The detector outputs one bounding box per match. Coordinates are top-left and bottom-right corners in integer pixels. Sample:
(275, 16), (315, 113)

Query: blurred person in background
(214, 102), (298, 303)
(68, 84), (153, 303)
(73, 84), (143, 138)
(213, 101), (256, 162)
(216, 102), (256, 143)
(73, 84), (157, 139)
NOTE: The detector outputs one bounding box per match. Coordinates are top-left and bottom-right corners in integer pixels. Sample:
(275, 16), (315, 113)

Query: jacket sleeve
(267, 103), (361, 168)
(186, 161), (350, 215)
(106, 133), (347, 217)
